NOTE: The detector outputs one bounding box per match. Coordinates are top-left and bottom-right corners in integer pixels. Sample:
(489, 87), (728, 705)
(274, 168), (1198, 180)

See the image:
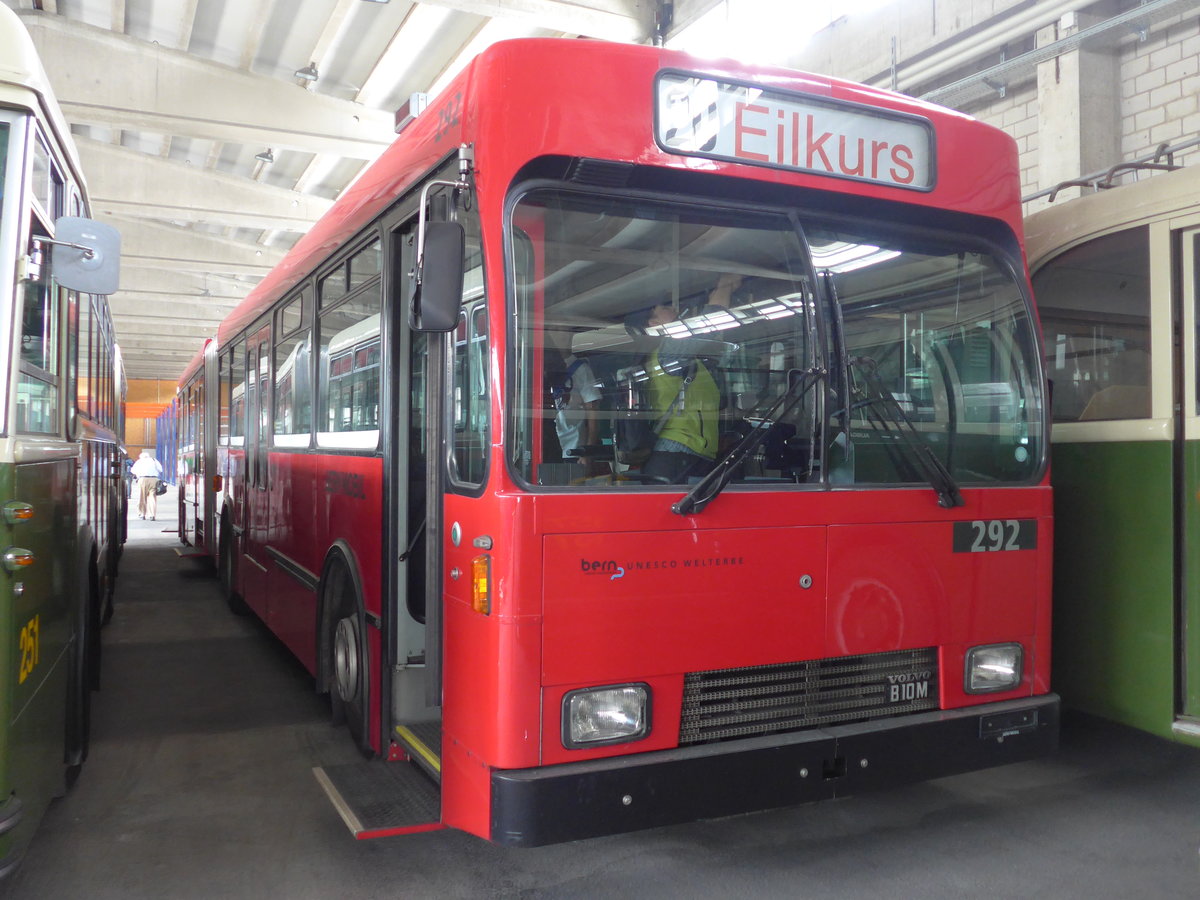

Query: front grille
(679, 647), (939, 745)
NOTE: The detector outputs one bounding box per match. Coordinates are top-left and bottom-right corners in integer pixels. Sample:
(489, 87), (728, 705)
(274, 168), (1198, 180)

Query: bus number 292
(18, 614), (39, 684)
(952, 520), (1037, 553)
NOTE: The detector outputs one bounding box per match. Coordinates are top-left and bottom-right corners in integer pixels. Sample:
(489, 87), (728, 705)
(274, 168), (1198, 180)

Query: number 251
(18, 614), (39, 684)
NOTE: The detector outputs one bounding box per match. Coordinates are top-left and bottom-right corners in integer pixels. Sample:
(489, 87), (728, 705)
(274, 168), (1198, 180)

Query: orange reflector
(3, 502), (33, 523)
(212, 474), (223, 492)
(471, 554), (491, 615)
(3, 547), (35, 571)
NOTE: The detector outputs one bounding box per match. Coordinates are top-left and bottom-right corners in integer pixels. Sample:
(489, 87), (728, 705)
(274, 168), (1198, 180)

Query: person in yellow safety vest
(631, 302), (722, 483)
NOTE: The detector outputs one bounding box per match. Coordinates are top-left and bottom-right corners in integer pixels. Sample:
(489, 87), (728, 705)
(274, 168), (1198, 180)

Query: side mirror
(410, 221), (465, 333)
(50, 217), (121, 296)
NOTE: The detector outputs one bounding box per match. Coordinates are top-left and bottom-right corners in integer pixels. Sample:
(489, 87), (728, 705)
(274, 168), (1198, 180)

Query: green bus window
(1033, 227), (1151, 422)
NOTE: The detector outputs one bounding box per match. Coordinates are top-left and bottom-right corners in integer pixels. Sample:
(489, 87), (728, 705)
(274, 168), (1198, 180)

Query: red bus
(176, 38), (1057, 846)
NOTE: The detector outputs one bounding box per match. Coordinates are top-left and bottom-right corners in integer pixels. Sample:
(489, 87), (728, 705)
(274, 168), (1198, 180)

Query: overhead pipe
(871, 0), (1096, 94)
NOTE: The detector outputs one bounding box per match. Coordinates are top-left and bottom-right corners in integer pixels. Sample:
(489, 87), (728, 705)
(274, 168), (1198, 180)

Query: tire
(324, 559), (370, 755)
(219, 520), (249, 616)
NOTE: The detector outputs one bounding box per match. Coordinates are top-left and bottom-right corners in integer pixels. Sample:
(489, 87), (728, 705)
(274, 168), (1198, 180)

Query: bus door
(1177, 224), (1200, 728)
(182, 380), (204, 546)
(241, 320), (272, 619)
(388, 214), (441, 772)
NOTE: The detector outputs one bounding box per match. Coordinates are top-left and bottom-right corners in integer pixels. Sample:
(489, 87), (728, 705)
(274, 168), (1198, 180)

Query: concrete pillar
(1034, 9), (1121, 205)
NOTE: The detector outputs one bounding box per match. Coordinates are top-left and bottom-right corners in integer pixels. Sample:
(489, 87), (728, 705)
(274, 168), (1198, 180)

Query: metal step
(312, 760), (443, 839)
(394, 721), (442, 783)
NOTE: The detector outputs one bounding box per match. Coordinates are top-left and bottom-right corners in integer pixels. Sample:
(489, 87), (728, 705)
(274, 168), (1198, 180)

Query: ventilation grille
(566, 158), (636, 188)
(679, 647), (939, 745)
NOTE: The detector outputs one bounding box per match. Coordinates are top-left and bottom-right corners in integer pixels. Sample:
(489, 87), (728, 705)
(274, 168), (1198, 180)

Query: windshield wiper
(846, 355), (964, 509)
(672, 366), (826, 516)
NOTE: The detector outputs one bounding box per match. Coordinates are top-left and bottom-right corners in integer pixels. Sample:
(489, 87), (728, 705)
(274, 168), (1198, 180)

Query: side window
(218, 350), (231, 445)
(274, 290), (312, 447)
(451, 298), (488, 485)
(18, 219), (60, 434)
(78, 296), (96, 420)
(1034, 226), (1151, 422)
(317, 240), (382, 449)
(448, 202), (488, 487)
(230, 340), (247, 447)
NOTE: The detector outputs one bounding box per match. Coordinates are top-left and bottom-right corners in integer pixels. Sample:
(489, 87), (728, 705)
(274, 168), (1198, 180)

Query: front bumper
(491, 694), (1059, 846)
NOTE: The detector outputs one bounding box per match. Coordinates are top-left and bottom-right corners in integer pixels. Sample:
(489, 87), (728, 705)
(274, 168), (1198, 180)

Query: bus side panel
(1052, 440), (1175, 736)
(1, 459), (77, 867)
(264, 451), (320, 673)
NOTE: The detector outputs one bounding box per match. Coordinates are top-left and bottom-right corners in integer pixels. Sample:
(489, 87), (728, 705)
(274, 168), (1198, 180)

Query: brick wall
(973, 82), (1042, 199)
(1119, 14), (1200, 168)
(782, 0), (1200, 196)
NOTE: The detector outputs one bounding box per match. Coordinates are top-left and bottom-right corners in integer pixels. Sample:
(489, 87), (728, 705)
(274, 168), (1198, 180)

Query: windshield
(509, 187), (1043, 493)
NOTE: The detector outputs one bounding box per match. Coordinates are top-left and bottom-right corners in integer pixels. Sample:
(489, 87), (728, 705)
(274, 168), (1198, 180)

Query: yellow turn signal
(471, 554), (491, 615)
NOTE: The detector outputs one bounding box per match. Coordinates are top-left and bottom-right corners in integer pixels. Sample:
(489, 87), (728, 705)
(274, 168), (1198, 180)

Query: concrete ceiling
(6, 0), (719, 381)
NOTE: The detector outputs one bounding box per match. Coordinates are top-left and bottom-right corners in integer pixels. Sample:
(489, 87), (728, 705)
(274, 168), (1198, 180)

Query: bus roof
(0, 6), (87, 198)
(1025, 164), (1200, 272)
(214, 37), (1022, 357)
(177, 339), (211, 389)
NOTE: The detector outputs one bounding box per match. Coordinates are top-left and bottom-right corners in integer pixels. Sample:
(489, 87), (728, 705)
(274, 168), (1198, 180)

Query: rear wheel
(324, 560), (369, 754)
(219, 520), (249, 615)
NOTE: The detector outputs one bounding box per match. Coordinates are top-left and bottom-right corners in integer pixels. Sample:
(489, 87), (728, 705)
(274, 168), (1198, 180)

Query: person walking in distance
(131, 450), (164, 520)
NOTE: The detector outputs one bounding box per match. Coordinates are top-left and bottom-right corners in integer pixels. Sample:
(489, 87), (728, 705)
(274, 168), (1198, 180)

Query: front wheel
(324, 560), (370, 755)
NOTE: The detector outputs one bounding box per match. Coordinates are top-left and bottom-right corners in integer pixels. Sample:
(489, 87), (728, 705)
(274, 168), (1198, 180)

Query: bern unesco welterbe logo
(580, 555), (747, 582)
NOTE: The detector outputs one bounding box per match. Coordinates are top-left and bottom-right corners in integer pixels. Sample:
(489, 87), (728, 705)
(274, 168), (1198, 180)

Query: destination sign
(655, 71), (935, 190)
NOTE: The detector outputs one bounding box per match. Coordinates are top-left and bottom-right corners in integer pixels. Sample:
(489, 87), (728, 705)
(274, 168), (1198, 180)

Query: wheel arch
(316, 539), (367, 695)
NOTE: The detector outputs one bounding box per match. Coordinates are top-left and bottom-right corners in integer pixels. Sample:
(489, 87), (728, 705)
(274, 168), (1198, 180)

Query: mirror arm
(412, 143), (475, 288)
(33, 235), (96, 260)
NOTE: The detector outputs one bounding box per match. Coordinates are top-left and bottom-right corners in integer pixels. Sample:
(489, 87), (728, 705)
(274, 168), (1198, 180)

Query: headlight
(562, 684), (650, 748)
(965, 643), (1024, 693)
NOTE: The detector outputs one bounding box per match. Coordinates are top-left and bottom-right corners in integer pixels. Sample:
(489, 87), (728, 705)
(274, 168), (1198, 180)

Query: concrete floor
(6, 489), (1200, 899)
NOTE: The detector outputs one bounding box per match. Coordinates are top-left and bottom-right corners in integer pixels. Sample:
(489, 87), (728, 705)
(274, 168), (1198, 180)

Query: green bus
(1026, 153), (1200, 746)
(0, 5), (124, 878)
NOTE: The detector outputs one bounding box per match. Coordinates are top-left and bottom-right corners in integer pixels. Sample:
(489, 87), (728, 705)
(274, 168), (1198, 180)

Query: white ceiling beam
(110, 296), (237, 320)
(116, 265), (258, 300)
(356, 3), (455, 108)
(113, 319), (216, 337)
(175, 0), (199, 50)
(78, 138), (333, 232)
(310, 0), (359, 71)
(238, 0), (273, 70)
(109, 215), (283, 278)
(18, 12), (395, 159)
(116, 335), (216, 352)
(415, 0), (652, 42)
